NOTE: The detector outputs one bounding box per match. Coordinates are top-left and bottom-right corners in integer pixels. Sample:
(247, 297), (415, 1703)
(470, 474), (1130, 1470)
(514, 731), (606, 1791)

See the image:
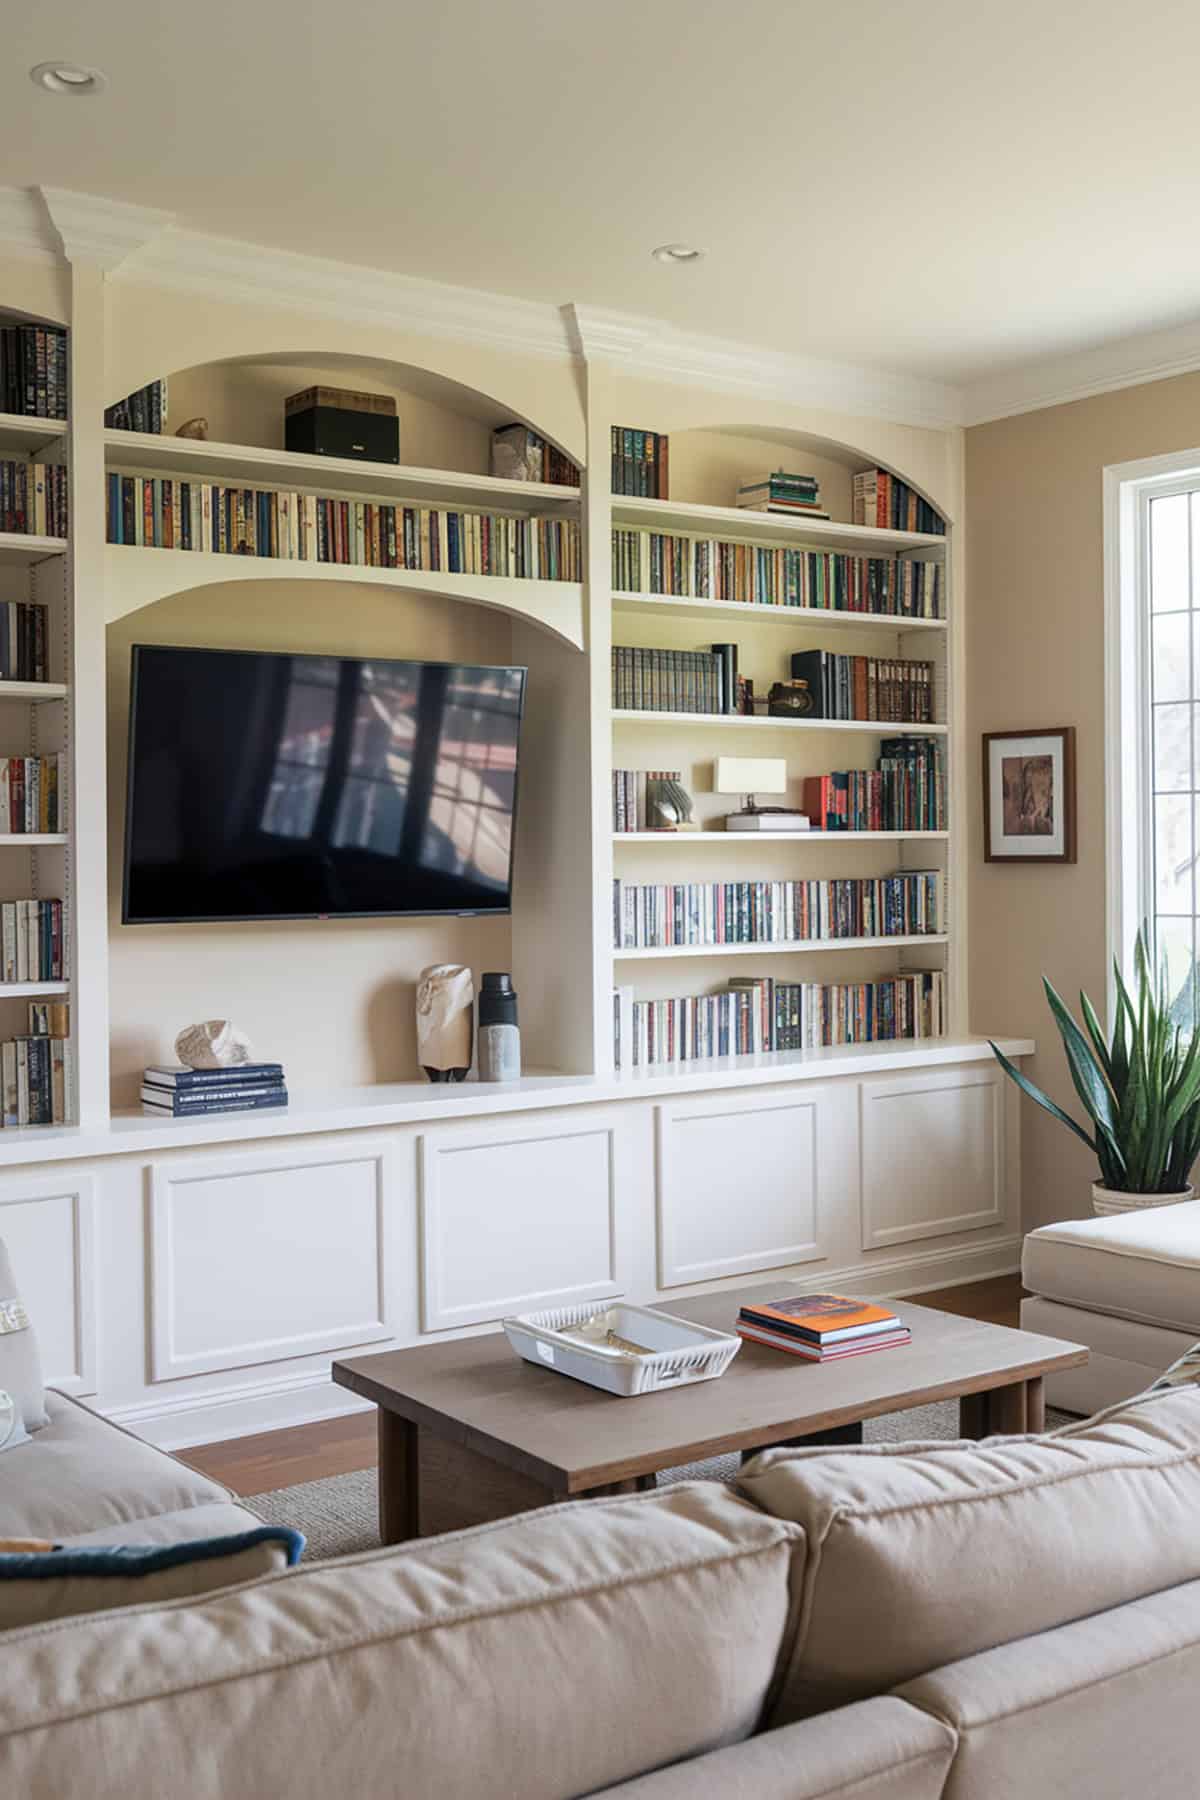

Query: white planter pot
(1091, 1182), (1195, 1218)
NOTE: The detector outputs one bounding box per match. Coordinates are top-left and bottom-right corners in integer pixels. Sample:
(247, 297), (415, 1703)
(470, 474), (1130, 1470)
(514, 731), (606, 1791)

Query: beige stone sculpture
(416, 965), (474, 1082)
(175, 417), (209, 440)
(175, 1019), (254, 1070)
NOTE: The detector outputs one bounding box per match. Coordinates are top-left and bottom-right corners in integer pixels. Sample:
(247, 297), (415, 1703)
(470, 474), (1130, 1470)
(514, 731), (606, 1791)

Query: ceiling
(4, 0), (1200, 390)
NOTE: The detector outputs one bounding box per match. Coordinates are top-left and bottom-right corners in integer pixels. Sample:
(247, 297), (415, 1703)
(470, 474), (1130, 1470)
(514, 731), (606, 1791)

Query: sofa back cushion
(0, 1483), (802, 1800)
(738, 1383), (1200, 1723)
(899, 1577), (1200, 1800)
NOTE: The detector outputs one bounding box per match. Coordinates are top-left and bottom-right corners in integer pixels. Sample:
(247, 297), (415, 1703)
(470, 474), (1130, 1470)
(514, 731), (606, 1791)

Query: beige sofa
(4, 1378), (1200, 1797)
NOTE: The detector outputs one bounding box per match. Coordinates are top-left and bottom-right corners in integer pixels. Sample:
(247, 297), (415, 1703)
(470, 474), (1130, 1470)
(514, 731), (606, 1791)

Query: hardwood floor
(179, 1272), (1027, 1496)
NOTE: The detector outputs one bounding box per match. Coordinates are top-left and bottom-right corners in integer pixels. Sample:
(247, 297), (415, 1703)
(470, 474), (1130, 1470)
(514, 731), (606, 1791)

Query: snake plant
(991, 929), (1200, 1195)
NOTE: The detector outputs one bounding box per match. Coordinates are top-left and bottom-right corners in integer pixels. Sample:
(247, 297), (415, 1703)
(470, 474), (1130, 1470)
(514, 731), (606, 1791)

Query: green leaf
(989, 1042), (1099, 1157)
(1043, 977), (1119, 1137)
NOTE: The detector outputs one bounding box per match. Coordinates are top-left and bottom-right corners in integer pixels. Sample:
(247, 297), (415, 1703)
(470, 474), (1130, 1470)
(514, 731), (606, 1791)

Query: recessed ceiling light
(652, 243), (705, 266)
(30, 62), (107, 96)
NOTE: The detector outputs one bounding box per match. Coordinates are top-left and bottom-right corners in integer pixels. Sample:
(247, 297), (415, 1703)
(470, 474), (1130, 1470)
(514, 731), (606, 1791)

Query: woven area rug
(245, 1397), (1074, 1563)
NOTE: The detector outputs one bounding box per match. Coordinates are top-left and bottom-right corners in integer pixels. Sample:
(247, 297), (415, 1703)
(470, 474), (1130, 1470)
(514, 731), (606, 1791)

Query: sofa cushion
(898, 1577), (1200, 1800)
(1022, 1203), (1200, 1334)
(738, 1382), (1200, 1723)
(61, 1500), (265, 1549)
(601, 1698), (956, 1799)
(0, 1483), (802, 1800)
(0, 1391), (232, 1542)
(0, 1238), (47, 1433)
(0, 1526), (303, 1631)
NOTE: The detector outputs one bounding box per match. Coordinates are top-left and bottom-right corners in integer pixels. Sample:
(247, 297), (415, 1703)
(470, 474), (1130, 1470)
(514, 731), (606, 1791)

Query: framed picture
(982, 727), (1076, 863)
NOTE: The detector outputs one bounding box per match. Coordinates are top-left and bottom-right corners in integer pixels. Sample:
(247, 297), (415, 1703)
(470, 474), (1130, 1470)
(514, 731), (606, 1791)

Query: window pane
(1191, 493), (1200, 607)
(1154, 611), (1192, 703)
(1152, 493), (1190, 611)
(1156, 794), (1193, 913)
(1158, 916), (1198, 1031)
(1152, 702), (1194, 791)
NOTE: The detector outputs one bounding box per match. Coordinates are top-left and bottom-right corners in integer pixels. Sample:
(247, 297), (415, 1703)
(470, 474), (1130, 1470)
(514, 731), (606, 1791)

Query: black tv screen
(122, 645), (527, 923)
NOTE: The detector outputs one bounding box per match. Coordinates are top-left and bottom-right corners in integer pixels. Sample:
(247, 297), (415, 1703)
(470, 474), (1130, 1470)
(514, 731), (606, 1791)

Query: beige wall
(107, 579), (514, 1106)
(966, 371), (1200, 1229)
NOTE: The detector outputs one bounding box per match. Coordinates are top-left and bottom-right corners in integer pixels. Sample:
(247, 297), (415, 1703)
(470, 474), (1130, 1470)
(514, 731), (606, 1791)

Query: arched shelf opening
(103, 547), (584, 649)
(104, 349), (585, 486)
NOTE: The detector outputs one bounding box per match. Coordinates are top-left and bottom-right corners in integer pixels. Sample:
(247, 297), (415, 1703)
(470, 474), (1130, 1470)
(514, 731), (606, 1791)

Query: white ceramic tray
(503, 1300), (740, 1397)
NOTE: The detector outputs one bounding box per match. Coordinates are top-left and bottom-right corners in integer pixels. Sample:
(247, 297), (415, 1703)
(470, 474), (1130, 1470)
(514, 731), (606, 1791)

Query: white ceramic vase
(1091, 1181), (1195, 1218)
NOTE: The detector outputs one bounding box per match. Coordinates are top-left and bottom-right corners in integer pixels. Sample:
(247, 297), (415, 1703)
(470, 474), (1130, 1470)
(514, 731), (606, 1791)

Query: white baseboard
(101, 1239), (1022, 1451)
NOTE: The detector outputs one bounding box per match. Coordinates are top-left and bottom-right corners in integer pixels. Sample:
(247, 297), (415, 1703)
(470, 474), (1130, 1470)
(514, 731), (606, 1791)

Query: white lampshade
(714, 756), (788, 796)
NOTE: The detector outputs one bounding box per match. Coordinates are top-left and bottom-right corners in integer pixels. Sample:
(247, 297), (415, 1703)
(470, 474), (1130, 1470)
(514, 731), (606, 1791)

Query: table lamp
(715, 757), (810, 832)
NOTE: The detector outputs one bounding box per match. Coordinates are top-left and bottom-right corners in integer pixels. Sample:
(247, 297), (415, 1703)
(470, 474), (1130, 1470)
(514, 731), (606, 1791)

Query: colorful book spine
(852, 469), (946, 536)
(611, 427), (669, 498)
(611, 646), (723, 713)
(612, 874), (941, 950)
(0, 463), (69, 538)
(0, 325), (69, 421)
(0, 1033), (73, 1126)
(803, 742), (946, 832)
(0, 899), (66, 982)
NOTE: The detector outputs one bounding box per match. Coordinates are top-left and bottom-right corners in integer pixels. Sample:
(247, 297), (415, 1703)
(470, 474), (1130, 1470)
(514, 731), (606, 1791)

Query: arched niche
(103, 338), (586, 475)
(647, 420), (953, 531)
(103, 554), (584, 650)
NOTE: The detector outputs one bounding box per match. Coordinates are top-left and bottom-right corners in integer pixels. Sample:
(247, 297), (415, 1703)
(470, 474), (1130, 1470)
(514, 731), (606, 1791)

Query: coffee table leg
(961, 1378), (1043, 1440)
(377, 1409), (419, 1544)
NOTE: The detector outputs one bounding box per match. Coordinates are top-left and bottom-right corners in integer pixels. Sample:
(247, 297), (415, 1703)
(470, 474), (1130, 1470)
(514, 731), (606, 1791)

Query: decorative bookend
(416, 965), (474, 1083)
(175, 1020), (255, 1070)
(645, 774), (694, 830)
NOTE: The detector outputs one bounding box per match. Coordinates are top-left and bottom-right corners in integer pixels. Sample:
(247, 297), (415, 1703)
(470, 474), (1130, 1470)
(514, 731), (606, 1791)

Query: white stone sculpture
(175, 1019), (255, 1070)
(416, 965), (474, 1082)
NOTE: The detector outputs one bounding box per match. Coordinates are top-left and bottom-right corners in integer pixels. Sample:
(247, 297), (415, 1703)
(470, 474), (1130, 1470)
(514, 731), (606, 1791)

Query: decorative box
(284, 386), (399, 464)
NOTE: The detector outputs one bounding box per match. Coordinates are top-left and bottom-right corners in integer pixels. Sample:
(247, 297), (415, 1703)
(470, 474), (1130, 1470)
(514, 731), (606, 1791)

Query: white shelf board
(611, 709), (947, 735)
(613, 830), (949, 843)
(0, 834), (68, 847)
(612, 591), (947, 631)
(0, 681), (68, 704)
(613, 934), (950, 960)
(0, 414), (67, 455)
(103, 430), (581, 513)
(0, 980), (69, 997)
(0, 533), (67, 568)
(104, 545), (585, 649)
(611, 494), (946, 556)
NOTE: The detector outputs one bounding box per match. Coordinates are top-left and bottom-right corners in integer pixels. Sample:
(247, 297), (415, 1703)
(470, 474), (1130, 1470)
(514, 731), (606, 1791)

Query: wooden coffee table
(334, 1290), (1088, 1544)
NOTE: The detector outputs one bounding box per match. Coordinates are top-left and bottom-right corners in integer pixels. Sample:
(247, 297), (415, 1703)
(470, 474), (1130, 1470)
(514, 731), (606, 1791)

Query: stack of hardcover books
(735, 1293), (912, 1362)
(141, 1062), (288, 1119)
(736, 471), (830, 520)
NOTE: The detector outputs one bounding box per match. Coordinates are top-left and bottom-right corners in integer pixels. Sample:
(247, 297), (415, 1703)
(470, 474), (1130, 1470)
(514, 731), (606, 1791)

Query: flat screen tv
(122, 645), (527, 924)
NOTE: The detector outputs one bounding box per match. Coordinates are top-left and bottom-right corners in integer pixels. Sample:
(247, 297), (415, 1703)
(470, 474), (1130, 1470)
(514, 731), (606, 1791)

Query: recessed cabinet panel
(0, 1175), (96, 1394)
(420, 1115), (624, 1330)
(150, 1144), (394, 1380)
(860, 1067), (1004, 1250)
(656, 1092), (827, 1287)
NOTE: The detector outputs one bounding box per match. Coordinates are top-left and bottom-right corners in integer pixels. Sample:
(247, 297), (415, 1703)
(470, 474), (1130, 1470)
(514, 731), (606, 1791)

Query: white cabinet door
(859, 1065), (1005, 1251)
(420, 1109), (630, 1330)
(0, 1173), (97, 1394)
(656, 1086), (847, 1287)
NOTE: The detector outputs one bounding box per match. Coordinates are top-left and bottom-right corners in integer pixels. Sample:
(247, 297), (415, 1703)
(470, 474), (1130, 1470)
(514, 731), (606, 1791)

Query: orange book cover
(740, 1292), (899, 1340)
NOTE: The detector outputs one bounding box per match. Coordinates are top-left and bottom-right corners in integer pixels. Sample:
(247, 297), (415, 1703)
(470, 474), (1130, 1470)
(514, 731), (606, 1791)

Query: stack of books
(736, 471), (830, 520)
(0, 323), (68, 420)
(803, 741), (947, 833)
(611, 427), (668, 498)
(852, 470), (945, 536)
(736, 1293), (912, 1361)
(141, 1062), (288, 1119)
(1, 1004), (73, 1128)
(789, 650), (935, 724)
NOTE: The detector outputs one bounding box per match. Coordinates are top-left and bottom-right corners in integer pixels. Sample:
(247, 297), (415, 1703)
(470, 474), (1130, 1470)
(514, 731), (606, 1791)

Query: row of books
(489, 424), (579, 487)
(612, 770), (684, 833)
(0, 899), (66, 983)
(612, 872), (941, 949)
(105, 379), (167, 434)
(0, 463), (68, 539)
(2, 1033), (72, 1127)
(105, 477), (582, 581)
(0, 758), (64, 835)
(789, 650), (936, 724)
(804, 742), (947, 833)
(141, 1061), (288, 1118)
(0, 602), (50, 684)
(1, 324), (68, 421)
(611, 427), (669, 498)
(852, 470), (945, 536)
(736, 1293), (911, 1362)
(736, 470), (829, 520)
(612, 969), (946, 1067)
(612, 646), (723, 714)
(611, 530), (943, 618)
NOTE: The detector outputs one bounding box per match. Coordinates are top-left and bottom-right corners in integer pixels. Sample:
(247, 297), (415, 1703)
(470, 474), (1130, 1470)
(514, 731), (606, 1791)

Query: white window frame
(1104, 445), (1200, 1002)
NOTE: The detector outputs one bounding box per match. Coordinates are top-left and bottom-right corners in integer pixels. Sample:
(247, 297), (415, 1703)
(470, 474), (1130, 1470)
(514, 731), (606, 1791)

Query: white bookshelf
(0, 532), (69, 567)
(0, 413), (67, 455)
(610, 493), (947, 557)
(613, 590), (946, 631)
(612, 709), (946, 734)
(613, 830), (949, 843)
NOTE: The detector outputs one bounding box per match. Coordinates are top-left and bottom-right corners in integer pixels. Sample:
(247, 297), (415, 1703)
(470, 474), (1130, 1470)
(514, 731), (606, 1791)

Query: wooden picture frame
(982, 726), (1076, 863)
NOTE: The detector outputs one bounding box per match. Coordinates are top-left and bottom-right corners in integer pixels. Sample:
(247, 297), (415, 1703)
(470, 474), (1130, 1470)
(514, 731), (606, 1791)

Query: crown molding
(0, 186), (58, 267)
(964, 314), (1200, 426)
(39, 187), (175, 272)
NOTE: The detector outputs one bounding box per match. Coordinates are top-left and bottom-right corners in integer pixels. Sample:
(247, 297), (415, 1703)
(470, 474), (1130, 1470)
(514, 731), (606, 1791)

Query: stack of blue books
(141, 1063), (287, 1118)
